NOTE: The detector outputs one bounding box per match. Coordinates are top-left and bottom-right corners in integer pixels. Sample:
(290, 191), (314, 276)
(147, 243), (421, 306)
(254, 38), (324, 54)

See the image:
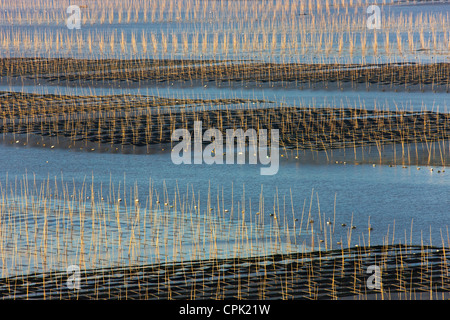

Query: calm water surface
(1, 142), (448, 249)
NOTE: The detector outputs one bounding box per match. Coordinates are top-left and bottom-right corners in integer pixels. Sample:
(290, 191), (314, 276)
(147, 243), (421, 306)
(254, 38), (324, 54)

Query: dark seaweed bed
(1, 244), (448, 300)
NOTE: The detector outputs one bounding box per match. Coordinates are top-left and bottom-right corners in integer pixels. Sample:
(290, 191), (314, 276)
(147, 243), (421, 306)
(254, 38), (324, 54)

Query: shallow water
(0, 142), (448, 275)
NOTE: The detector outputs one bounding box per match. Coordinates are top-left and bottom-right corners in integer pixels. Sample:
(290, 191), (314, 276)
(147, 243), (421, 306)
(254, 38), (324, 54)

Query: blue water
(0, 142), (448, 249)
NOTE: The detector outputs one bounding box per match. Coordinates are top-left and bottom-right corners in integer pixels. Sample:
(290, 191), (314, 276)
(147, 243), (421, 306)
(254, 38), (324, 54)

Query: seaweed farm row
(0, 91), (449, 166)
(1, 58), (449, 90)
(1, 244), (449, 300)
